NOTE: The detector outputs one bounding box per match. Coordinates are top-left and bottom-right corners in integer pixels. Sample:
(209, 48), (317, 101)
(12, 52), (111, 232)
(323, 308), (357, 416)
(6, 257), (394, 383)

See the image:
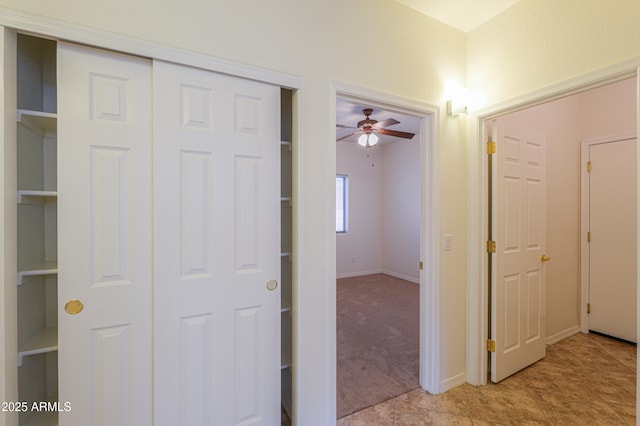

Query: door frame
(331, 81), (441, 394)
(467, 60), (640, 387)
(580, 132), (637, 334)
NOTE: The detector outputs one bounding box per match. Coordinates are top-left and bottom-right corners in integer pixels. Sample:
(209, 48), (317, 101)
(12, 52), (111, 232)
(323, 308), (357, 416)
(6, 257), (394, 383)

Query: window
(336, 175), (348, 233)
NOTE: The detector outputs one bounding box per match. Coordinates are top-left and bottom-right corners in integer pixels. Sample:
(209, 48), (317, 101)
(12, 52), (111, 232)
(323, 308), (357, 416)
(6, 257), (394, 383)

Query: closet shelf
(18, 326), (58, 366)
(281, 353), (292, 370)
(17, 260), (58, 285)
(280, 197), (292, 207)
(17, 109), (57, 136)
(281, 301), (291, 314)
(17, 190), (58, 204)
(280, 252), (292, 262)
(280, 140), (292, 151)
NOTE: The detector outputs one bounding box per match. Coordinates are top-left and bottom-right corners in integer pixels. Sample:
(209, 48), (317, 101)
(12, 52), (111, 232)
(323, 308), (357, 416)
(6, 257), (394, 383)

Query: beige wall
(381, 139), (421, 283)
(336, 138), (421, 283)
(468, 0), (640, 105)
(578, 77), (638, 140)
(336, 141), (384, 277)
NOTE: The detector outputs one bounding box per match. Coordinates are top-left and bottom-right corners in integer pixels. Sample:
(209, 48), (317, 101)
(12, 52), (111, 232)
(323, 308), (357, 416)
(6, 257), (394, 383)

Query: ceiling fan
(336, 108), (415, 147)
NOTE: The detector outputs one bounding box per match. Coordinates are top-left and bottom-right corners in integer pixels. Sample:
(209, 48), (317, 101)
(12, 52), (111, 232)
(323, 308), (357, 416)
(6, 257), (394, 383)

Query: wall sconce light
(445, 82), (486, 116)
(447, 99), (468, 117)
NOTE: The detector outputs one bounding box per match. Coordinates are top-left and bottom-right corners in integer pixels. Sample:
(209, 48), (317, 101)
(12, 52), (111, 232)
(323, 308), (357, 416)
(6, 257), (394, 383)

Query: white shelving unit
(17, 109), (56, 132)
(16, 33), (59, 426)
(280, 89), (294, 420)
(17, 190), (58, 204)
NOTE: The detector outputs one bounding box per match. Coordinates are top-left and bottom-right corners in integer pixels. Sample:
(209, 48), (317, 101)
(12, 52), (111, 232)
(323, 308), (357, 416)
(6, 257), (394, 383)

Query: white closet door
(153, 60), (281, 425)
(589, 139), (637, 342)
(57, 42), (152, 425)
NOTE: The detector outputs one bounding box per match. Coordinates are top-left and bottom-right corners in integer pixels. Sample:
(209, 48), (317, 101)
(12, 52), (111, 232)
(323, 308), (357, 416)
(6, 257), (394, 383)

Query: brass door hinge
(486, 240), (496, 253)
(587, 161), (591, 173)
(486, 339), (496, 352)
(587, 303), (591, 314)
(587, 231), (591, 243)
(487, 141), (497, 155)
(419, 261), (424, 270)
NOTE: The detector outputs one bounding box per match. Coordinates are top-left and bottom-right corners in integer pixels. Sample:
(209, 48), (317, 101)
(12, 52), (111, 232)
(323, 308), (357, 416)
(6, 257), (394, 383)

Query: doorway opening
(478, 75), (637, 385)
(336, 99), (420, 417)
(333, 88), (439, 419)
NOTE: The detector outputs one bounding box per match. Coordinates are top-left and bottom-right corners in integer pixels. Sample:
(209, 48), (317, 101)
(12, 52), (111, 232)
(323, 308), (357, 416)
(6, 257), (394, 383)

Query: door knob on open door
(540, 254), (551, 263)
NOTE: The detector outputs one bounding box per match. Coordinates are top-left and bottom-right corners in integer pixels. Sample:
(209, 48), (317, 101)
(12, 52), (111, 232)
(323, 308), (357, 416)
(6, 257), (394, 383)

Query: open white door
(57, 43), (153, 424)
(491, 121), (547, 383)
(153, 60), (281, 425)
(588, 138), (637, 342)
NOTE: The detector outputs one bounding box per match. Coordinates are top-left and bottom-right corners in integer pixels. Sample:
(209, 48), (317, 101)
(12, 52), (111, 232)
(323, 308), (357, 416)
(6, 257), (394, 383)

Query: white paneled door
(57, 43), (153, 424)
(491, 122), (547, 383)
(588, 138), (637, 343)
(153, 61), (281, 425)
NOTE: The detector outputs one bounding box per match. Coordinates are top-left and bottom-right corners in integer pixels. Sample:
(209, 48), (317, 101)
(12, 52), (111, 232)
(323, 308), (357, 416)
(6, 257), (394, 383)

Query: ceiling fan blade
(336, 123), (357, 129)
(373, 118), (400, 129)
(378, 128), (415, 139)
(336, 131), (361, 141)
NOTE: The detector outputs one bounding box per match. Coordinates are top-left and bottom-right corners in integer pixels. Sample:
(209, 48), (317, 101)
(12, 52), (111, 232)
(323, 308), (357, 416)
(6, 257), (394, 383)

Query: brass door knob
(64, 299), (84, 315)
(540, 254), (551, 263)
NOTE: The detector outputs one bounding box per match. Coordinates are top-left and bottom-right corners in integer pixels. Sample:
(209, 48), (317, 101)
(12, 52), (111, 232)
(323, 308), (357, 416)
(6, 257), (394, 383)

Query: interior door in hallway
(153, 60), (282, 425)
(57, 42), (153, 424)
(491, 122), (547, 383)
(588, 138), (637, 343)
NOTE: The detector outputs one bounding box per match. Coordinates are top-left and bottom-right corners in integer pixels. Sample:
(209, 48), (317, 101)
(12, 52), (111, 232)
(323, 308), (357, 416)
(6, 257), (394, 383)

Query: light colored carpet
(337, 273), (420, 419)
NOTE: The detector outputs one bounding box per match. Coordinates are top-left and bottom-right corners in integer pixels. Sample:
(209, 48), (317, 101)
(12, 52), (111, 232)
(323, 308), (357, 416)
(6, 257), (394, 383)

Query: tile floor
(337, 333), (636, 425)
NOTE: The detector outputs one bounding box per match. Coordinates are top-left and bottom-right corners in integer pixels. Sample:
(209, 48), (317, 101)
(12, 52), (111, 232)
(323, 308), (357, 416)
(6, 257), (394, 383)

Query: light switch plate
(444, 234), (452, 251)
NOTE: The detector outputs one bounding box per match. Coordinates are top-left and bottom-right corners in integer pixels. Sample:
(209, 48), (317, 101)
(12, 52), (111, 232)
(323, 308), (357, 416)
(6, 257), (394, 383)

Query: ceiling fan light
(358, 132), (378, 147)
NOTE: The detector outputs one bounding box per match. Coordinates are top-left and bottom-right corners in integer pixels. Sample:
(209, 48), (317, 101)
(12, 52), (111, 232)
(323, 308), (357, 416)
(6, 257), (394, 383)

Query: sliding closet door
(57, 42), (152, 425)
(153, 61), (281, 425)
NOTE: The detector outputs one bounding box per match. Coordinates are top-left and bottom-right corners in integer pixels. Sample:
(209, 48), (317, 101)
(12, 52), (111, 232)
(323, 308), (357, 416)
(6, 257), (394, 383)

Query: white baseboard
(546, 325), (581, 345)
(336, 269), (383, 279)
(382, 269), (420, 284)
(336, 269), (420, 283)
(439, 371), (467, 393)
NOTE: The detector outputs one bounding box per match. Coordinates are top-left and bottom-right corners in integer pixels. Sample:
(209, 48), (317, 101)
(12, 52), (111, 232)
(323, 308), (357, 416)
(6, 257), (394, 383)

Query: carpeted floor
(337, 273), (420, 419)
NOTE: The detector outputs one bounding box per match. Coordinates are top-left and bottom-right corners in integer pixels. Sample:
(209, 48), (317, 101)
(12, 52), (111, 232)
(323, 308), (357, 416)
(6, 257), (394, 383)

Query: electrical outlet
(351, 256), (356, 263)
